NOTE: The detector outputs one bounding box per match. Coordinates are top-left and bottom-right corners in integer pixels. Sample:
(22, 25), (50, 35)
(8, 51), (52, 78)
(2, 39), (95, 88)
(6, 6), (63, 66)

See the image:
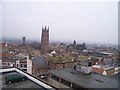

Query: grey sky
(1, 0), (118, 44)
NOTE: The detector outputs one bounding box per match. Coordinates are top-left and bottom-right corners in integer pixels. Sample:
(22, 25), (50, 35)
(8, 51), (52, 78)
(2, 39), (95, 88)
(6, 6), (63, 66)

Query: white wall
(27, 56), (32, 74)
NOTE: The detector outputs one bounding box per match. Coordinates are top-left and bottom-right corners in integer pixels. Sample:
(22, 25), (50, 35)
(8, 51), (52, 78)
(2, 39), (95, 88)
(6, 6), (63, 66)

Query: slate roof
(15, 53), (27, 60)
(49, 68), (119, 89)
(91, 52), (109, 58)
(111, 72), (120, 81)
(32, 56), (48, 68)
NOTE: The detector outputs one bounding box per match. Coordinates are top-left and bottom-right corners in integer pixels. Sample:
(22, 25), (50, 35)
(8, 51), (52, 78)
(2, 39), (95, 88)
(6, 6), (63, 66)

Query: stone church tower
(40, 26), (49, 54)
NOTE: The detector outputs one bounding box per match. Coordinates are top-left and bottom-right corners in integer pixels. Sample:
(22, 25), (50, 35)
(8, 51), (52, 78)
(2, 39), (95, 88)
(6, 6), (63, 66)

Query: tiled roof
(2, 52), (13, 59)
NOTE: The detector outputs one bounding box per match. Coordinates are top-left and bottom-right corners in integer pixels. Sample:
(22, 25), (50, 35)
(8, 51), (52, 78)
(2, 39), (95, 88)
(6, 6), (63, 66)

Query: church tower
(22, 36), (26, 46)
(40, 26), (49, 54)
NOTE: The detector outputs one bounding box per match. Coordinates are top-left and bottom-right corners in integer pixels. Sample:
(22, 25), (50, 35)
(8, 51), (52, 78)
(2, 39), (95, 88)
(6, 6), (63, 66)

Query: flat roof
(49, 68), (119, 89)
(1, 72), (46, 89)
(0, 68), (55, 90)
(111, 72), (120, 81)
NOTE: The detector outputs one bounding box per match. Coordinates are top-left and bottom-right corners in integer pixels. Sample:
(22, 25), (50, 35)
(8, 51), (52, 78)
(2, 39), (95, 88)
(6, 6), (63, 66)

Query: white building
(74, 60), (92, 74)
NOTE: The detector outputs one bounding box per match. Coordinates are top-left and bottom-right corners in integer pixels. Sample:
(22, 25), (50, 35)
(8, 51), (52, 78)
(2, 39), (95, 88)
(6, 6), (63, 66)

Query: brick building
(40, 26), (49, 54)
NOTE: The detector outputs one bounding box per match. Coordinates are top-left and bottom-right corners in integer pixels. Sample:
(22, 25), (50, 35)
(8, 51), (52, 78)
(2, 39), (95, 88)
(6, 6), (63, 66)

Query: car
(5, 72), (27, 84)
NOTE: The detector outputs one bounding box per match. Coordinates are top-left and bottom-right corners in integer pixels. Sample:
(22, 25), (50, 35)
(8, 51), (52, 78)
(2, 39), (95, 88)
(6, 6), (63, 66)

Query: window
(13, 64), (15, 67)
(72, 83), (86, 90)
(73, 65), (76, 70)
(88, 62), (92, 67)
(16, 64), (19, 67)
(24, 64), (27, 68)
(51, 75), (59, 81)
(61, 79), (71, 86)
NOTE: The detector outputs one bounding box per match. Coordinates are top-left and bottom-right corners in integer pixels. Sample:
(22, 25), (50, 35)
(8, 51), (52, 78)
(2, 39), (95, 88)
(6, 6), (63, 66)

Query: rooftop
(92, 65), (115, 70)
(32, 56), (48, 68)
(15, 53), (27, 60)
(0, 68), (55, 90)
(111, 72), (120, 81)
(1, 72), (45, 89)
(91, 52), (110, 58)
(49, 68), (119, 89)
(48, 56), (73, 64)
(79, 56), (89, 61)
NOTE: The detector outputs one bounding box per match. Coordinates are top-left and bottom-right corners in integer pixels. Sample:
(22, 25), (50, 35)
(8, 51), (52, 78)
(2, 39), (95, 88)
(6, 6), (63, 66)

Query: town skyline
(1, 1), (118, 45)
(0, 0), (119, 89)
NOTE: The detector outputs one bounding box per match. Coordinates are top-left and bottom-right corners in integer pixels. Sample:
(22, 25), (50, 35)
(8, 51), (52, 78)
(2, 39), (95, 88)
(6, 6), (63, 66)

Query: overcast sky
(1, 0), (118, 44)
